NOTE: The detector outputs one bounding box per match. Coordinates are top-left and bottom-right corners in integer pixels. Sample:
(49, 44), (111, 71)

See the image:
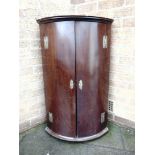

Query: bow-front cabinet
(37, 16), (113, 141)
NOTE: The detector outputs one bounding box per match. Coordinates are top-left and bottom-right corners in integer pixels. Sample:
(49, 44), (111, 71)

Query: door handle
(79, 80), (83, 90)
(70, 80), (74, 89)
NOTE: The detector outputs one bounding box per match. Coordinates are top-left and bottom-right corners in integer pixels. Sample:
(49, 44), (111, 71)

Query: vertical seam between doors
(74, 21), (78, 137)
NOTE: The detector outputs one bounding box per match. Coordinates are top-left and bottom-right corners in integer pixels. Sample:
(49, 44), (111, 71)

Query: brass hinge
(101, 112), (105, 123)
(103, 35), (108, 48)
(49, 112), (53, 123)
(44, 36), (48, 49)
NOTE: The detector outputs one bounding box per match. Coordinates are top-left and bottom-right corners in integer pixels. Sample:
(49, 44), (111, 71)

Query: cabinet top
(36, 15), (113, 24)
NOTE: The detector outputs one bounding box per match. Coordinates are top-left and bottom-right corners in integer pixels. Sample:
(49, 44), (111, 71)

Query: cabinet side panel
(103, 23), (112, 117)
(76, 22), (109, 137)
(39, 24), (53, 123)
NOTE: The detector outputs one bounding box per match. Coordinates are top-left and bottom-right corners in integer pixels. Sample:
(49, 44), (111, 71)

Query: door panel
(75, 22), (107, 137)
(48, 21), (76, 137)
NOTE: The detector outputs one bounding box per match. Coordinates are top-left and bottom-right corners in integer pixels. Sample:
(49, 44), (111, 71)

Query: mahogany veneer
(37, 15), (113, 141)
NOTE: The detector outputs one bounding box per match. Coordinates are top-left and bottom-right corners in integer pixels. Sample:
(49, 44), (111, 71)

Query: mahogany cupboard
(37, 16), (113, 141)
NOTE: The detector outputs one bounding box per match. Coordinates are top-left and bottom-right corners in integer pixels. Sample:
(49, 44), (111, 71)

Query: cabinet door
(75, 22), (108, 137)
(45, 21), (76, 137)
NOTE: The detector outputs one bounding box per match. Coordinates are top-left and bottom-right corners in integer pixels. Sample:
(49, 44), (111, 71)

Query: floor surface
(19, 122), (135, 155)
